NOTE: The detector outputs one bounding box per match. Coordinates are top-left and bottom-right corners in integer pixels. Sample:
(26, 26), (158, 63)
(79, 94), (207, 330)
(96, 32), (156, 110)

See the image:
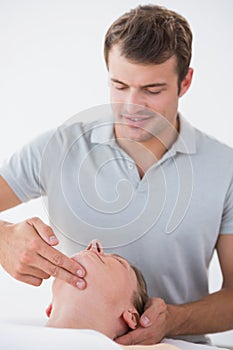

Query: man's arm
(0, 175), (86, 288)
(166, 234), (233, 336)
(116, 234), (233, 345)
(0, 175), (21, 210)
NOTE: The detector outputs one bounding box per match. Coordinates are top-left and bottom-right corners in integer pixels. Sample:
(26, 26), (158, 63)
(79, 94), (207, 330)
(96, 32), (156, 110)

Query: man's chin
(117, 127), (154, 143)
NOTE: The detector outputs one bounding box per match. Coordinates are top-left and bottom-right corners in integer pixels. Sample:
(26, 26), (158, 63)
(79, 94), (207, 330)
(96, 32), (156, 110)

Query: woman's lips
(88, 250), (104, 263)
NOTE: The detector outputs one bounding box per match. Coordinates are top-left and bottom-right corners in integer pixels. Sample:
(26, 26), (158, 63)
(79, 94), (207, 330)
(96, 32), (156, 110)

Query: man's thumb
(140, 315), (152, 327)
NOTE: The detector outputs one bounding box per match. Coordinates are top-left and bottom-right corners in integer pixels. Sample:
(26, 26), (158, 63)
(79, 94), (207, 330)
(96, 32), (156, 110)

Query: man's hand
(0, 217), (86, 289)
(116, 298), (169, 345)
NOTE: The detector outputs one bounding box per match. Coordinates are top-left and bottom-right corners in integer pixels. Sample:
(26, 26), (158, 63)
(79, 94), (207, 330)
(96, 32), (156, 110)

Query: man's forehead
(109, 52), (178, 85)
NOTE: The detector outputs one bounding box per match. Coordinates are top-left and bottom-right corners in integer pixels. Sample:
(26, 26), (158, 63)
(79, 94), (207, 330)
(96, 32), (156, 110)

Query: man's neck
(115, 118), (179, 178)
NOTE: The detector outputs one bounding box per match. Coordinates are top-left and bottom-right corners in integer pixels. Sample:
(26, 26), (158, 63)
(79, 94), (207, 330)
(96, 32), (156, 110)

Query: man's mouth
(121, 115), (152, 127)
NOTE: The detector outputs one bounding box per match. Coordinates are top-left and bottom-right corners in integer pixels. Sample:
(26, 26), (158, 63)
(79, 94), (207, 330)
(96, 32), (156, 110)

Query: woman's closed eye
(111, 255), (127, 269)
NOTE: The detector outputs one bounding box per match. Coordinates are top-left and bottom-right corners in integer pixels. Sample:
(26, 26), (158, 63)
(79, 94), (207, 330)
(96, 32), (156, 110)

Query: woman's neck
(46, 305), (116, 340)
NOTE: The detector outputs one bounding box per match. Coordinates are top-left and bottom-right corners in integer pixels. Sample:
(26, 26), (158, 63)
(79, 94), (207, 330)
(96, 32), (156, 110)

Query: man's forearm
(167, 288), (233, 337)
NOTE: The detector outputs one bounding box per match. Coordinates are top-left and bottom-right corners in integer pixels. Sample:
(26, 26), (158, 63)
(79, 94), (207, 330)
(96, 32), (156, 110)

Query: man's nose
(125, 102), (145, 115)
(87, 239), (104, 255)
(124, 90), (145, 114)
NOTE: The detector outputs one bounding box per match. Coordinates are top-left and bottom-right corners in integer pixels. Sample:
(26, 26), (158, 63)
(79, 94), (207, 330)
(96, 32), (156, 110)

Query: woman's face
(52, 240), (138, 313)
(49, 240), (140, 338)
(71, 240), (138, 309)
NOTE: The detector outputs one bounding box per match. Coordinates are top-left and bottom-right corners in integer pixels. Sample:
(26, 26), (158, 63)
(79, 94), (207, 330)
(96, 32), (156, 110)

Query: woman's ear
(45, 303), (53, 318)
(122, 309), (139, 330)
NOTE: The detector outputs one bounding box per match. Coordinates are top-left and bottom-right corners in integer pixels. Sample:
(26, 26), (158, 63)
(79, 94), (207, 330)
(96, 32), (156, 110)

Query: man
(0, 4), (233, 346)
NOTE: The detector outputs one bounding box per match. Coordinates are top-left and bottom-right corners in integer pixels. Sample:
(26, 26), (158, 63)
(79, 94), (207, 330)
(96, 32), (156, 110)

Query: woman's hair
(131, 264), (149, 315)
(104, 4), (192, 87)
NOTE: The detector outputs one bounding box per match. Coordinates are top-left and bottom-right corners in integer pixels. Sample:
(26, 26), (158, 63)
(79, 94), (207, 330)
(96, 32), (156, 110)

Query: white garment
(0, 322), (229, 350)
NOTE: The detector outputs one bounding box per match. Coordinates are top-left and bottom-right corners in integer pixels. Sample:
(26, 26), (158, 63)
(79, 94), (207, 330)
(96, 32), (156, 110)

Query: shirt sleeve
(220, 173), (233, 234)
(0, 129), (54, 202)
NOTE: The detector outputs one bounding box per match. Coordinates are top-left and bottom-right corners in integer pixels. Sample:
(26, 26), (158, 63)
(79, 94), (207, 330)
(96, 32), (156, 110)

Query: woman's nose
(87, 239), (104, 255)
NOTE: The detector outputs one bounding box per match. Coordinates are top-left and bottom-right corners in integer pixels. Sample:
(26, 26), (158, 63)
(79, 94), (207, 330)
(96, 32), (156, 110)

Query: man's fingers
(25, 249), (86, 289)
(26, 217), (86, 288)
(140, 315), (152, 327)
(26, 217), (58, 246)
(115, 328), (148, 346)
(11, 218), (87, 289)
(41, 256), (86, 289)
(15, 273), (43, 287)
(115, 331), (135, 345)
(20, 266), (50, 280)
(16, 254), (86, 289)
(38, 244), (86, 277)
(140, 298), (167, 327)
(0, 218), (86, 288)
(33, 244), (86, 288)
(116, 327), (160, 346)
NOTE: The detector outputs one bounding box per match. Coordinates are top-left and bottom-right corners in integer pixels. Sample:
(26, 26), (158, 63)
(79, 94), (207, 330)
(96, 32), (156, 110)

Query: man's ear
(179, 67), (194, 98)
(122, 309), (139, 330)
(45, 303), (53, 318)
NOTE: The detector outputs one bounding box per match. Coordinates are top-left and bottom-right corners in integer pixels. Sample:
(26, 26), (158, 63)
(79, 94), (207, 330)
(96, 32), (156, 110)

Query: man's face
(108, 44), (190, 143)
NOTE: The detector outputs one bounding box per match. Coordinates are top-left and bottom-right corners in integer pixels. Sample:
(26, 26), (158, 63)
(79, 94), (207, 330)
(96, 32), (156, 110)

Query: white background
(0, 0), (233, 347)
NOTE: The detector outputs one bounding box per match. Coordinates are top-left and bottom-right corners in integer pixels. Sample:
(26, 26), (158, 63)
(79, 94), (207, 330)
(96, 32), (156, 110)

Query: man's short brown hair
(104, 4), (192, 86)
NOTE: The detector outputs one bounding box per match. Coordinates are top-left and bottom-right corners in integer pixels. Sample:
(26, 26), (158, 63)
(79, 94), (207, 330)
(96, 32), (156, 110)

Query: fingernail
(49, 236), (58, 244)
(77, 280), (85, 289)
(141, 316), (151, 326)
(77, 269), (84, 277)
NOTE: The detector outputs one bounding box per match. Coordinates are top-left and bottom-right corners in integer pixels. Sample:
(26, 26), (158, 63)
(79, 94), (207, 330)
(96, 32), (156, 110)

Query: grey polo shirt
(1, 114), (233, 344)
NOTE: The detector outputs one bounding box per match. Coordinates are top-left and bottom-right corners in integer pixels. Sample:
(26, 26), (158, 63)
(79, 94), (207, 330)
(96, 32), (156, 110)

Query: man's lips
(121, 114), (152, 127)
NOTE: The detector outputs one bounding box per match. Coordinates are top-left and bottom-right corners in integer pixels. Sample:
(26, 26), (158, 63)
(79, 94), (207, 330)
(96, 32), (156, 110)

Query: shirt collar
(171, 114), (196, 154)
(90, 114), (197, 154)
(90, 116), (116, 146)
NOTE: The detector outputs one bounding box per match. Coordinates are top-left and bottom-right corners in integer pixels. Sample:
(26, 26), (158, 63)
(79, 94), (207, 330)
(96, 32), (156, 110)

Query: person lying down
(45, 239), (179, 350)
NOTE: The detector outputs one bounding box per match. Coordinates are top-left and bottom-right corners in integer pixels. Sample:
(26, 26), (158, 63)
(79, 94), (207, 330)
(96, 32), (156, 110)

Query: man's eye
(115, 85), (127, 90)
(146, 90), (161, 95)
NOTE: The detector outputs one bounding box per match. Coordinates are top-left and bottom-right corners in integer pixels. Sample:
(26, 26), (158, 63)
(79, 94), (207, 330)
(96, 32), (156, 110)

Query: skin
(46, 240), (139, 339)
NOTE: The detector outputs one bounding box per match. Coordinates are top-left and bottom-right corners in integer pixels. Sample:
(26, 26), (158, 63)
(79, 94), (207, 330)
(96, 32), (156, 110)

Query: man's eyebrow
(110, 78), (167, 88)
(143, 83), (167, 88)
(110, 78), (127, 85)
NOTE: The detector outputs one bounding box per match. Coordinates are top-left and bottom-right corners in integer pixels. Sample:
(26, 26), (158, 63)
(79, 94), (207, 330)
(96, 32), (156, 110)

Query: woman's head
(46, 240), (149, 340)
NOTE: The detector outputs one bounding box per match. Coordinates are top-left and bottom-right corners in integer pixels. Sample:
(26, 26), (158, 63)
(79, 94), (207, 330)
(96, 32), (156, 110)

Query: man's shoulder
(194, 126), (233, 160)
(45, 119), (102, 149)
(53, 116), (115, 148)
(57, 119), (99, 138)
